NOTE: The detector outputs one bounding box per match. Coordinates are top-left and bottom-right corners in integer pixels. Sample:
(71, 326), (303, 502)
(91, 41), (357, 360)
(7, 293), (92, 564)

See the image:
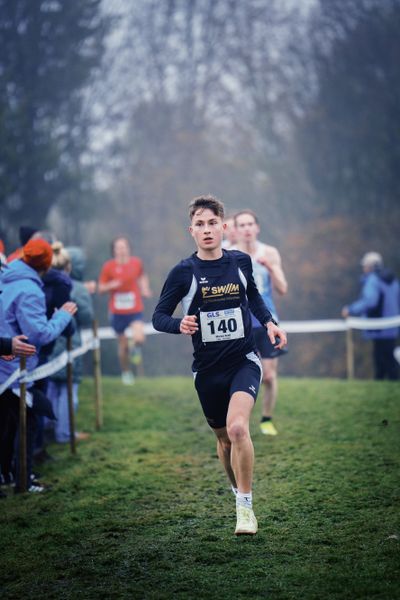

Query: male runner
(99, 236), (152, 384)
(234, 210), (288, 436)
(152, 195), (287, 535)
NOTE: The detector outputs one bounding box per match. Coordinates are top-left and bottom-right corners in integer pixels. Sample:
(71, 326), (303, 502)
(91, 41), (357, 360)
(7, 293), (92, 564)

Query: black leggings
(373, 339), (399, 380)
(0, 390), (37, 489)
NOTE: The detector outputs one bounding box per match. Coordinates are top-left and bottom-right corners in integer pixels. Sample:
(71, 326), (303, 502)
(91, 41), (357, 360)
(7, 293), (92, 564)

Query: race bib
(114, 292), (136, 310)
(200, 307), (244, 343)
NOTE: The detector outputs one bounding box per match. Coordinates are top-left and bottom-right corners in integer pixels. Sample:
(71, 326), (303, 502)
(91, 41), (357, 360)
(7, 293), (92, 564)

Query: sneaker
(235, 505), (258, 535)
(121, 371), (135, 385)
(28, 483), (45, 493)
(260, 421), (278, 436)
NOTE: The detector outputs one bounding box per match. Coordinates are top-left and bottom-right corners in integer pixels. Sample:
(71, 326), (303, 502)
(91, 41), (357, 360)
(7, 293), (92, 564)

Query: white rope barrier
(1, 315), (399, 396)
(280, 315), (400, 333)
(344, 315), (400, 331)
(280, 319), (346, 333)
(0, 336), (98, 395)
(87, 315), (400, 337)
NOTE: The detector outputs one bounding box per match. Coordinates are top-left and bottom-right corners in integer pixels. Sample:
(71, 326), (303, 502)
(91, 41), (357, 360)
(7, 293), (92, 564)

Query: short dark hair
(234, 209), (259, 225)
(189, 195), (225, 221)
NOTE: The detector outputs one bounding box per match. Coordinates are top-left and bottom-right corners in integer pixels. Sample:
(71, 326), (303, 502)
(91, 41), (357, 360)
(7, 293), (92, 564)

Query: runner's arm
(152, 264), (191, 334)
(138, 273), (152, 298)
(238, 253), (275, 326)
(98, 261), (121, 293)
(260, 247), (288, 295)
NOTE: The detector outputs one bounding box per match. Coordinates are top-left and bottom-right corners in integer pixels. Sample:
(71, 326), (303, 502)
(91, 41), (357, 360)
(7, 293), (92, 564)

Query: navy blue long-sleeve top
(152, 249), (274, 372)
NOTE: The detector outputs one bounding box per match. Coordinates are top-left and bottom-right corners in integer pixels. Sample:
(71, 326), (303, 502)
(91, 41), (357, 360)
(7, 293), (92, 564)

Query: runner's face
(189, 209), (225, 252)
(114, 239), (130, 261)
(235, 213), (259, 243)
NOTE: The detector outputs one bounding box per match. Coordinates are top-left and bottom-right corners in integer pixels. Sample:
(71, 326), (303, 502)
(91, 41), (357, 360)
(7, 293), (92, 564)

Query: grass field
(1, 377), (399, 600)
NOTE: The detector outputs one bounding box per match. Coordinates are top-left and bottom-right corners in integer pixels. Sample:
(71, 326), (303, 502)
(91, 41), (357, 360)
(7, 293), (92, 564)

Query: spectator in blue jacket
(342, 252), (399, 380)
(0, 238), (77, 492)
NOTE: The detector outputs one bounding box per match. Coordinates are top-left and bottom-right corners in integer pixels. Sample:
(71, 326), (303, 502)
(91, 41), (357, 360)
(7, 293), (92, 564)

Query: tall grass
(1, 377), (399, 599)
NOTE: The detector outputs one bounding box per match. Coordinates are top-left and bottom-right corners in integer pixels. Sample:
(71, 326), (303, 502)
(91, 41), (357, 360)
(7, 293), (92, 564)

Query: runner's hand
(266, 321), (287, 349)
(256, 255), (273, 271)
(180, 315), (198, 335)
(108, 279), (122, 290)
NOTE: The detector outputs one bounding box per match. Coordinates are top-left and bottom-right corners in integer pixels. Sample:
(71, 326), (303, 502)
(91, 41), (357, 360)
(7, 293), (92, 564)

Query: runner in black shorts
(195, 357), (262, 429)
(152, 195), (287, 535)
(234, 210), (288, 436)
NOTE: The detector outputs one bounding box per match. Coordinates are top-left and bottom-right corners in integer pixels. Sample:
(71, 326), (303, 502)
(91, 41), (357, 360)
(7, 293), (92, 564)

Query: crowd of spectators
(0, 224), (152, 496)
(0, 227), (93, 495)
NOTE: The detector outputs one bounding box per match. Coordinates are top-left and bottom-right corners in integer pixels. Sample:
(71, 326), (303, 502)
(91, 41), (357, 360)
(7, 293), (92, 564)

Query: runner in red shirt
(98, 237), (152, 384)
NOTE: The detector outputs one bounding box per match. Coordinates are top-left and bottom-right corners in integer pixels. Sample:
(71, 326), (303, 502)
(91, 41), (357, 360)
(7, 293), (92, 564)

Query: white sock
(236, 491), (252, 509)
(231, 485), (238, 497)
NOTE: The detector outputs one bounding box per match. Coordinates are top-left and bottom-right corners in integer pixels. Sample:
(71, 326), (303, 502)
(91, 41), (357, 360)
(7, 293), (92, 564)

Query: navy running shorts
(253, 326), (288, 360)
(193, 352), (262, 429)
(109, 312), (143, 335)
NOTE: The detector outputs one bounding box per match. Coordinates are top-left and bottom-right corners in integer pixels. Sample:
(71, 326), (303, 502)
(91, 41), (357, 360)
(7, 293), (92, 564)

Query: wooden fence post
(18, 357), (27, 493)
(92, 320), (103, 430)
(346, 327), (354, 379)
(67, 336), (76, 454)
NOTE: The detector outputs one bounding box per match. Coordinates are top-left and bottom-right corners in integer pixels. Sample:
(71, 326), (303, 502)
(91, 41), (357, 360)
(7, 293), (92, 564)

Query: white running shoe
(28, 484), (45, 493)
(235, 505), (258, 535)
(121, 371), (135, 385)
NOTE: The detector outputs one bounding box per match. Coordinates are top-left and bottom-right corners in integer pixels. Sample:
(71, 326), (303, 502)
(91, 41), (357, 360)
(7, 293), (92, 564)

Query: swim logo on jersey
(200, 283), (240, 300)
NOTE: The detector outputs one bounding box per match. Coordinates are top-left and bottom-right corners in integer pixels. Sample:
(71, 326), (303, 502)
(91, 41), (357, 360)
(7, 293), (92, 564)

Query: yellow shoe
(130, 346), (143, 366)
(235, 505), (258, 536)
(260, 421), (278, 436)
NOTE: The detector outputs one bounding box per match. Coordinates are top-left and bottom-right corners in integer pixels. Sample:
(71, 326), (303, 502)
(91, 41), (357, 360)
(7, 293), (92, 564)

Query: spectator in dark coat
(47, 246), (94, 442)
(33, 241), (75, 462)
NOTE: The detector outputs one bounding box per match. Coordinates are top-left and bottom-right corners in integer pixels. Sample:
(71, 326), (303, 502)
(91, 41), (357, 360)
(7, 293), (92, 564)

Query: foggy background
(1, 0), (399, 378)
